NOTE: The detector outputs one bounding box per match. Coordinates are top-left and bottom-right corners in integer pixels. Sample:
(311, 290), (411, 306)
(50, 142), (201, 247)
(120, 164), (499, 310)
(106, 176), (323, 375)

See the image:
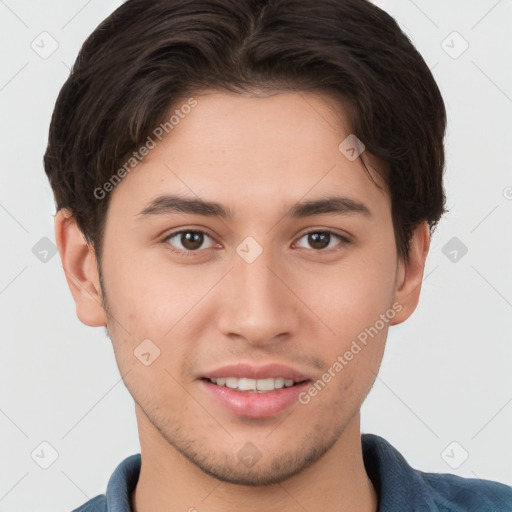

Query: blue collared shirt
(71, 434), (512, 511)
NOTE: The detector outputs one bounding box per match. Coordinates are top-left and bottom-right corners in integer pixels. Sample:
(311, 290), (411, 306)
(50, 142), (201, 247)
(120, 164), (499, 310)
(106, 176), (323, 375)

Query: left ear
(389, 221), (431, 326)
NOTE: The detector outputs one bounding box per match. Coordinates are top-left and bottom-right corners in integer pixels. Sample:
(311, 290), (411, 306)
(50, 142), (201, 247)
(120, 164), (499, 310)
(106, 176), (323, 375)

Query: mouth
(198, 362), (312, 418)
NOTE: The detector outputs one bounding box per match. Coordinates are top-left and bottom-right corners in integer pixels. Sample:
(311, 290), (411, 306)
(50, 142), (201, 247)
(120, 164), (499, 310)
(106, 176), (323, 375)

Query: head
(45, 0), (446, 486)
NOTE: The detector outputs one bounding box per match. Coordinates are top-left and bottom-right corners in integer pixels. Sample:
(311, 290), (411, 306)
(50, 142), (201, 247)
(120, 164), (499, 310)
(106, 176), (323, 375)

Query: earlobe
(389, 221), (431, 326)
(54, 209), (108, 327)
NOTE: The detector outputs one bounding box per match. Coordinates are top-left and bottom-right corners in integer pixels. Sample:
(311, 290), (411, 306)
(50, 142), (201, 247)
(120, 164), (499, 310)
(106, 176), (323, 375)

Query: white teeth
(238, 378), (256, 391)
(208, 377), (299, 392)
(225, 377), (238, 389)
(274, 377), (285, 389)
(256, 378), (275, 391)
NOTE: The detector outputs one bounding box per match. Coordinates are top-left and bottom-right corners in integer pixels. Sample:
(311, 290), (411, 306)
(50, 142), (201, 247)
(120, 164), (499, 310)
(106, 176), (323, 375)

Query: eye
(163, 230), (216, 255)
(162, 228), (350, 257)
(294, 230), (349, 251)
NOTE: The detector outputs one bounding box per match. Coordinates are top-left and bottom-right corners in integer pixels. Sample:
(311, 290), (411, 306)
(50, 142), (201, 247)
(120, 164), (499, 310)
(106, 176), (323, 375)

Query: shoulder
(422, 471), (512, 512)
(361, 433), (512, 511)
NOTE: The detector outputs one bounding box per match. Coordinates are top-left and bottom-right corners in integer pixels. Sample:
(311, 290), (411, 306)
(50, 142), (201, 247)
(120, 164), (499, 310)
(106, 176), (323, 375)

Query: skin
(55, 90), (430, 512)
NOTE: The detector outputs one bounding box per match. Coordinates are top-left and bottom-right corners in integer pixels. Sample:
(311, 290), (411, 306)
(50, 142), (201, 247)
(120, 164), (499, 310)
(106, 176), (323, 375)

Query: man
(44, 0), (512, 510)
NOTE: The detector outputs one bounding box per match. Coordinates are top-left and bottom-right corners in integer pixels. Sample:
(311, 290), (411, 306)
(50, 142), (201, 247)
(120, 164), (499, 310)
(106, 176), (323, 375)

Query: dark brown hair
(44, 0), (447, 263)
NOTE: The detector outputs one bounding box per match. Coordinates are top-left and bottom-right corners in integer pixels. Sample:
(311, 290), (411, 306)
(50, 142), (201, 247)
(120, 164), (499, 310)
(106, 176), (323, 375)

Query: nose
(216, 247), (300, 347)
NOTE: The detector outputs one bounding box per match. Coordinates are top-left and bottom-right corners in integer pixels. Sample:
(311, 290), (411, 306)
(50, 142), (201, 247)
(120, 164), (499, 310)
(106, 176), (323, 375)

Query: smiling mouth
(201, 376), (309, 393)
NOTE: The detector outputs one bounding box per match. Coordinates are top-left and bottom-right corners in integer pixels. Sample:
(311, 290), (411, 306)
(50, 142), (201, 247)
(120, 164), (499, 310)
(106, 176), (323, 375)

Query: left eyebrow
(285, 195), (372, 219)
(136, 194), (372, 220)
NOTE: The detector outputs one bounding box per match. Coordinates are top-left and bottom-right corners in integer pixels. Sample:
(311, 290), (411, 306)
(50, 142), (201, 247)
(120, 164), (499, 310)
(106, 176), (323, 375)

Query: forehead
(107, 90), (390, 222)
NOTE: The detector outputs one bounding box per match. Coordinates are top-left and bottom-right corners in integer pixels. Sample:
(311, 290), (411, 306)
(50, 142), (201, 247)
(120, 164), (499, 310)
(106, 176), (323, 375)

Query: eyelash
(162, 229), (351, 257)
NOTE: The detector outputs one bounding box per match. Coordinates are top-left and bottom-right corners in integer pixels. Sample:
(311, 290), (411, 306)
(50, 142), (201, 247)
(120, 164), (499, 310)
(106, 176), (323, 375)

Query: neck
(131, 408), (377, 512)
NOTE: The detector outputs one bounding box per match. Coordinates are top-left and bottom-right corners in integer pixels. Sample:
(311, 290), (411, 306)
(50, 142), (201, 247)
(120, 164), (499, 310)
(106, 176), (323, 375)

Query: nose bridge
(217, 242), (298, 344)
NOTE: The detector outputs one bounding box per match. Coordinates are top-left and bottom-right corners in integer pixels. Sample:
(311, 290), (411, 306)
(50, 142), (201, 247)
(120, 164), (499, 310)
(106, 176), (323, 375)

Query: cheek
(307, 253), (396, 340)
(103, 247), (210, 335)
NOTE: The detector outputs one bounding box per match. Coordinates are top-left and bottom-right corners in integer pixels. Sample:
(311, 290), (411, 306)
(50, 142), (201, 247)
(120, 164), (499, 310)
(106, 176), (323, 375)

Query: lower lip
(199, 379), (310, 418)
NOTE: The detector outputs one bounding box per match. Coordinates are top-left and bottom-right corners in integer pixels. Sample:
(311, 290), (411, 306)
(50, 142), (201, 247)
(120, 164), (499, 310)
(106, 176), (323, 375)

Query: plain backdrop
(1, 1), (511, 510)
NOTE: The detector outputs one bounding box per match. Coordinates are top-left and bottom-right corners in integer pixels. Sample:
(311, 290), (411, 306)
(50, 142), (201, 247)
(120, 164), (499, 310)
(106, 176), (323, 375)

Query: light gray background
(1, 1), (511, 510)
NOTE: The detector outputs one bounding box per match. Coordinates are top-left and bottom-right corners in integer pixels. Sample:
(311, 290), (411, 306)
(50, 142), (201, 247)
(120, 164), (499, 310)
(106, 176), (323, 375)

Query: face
(92, 91), (409, 485)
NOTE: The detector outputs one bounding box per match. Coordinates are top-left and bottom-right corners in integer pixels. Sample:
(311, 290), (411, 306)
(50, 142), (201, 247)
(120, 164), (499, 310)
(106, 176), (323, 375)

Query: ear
(389, 221), (430, 326)
(54, 209), (107, 327)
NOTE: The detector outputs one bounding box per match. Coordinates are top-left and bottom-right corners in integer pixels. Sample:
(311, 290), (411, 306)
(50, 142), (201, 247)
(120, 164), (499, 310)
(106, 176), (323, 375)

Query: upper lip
(201, 363), (310, 382)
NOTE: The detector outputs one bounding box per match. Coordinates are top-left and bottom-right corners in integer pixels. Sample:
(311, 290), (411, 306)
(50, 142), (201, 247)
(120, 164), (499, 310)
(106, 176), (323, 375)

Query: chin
(175, 436), (333, 487)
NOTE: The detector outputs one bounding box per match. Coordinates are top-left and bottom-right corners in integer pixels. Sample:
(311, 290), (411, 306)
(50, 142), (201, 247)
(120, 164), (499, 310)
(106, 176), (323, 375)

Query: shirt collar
(105, 452), (140, 512)
(362, 433), (438, 511)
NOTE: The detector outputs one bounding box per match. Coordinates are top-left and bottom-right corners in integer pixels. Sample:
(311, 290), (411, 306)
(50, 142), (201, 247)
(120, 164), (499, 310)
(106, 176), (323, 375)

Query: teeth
(257, 378), (277, 391)
(238, 378), (256, 391)
(209, 377), (298, 392)
(225, 377), (238, 389)
(274, 377), (285, 389)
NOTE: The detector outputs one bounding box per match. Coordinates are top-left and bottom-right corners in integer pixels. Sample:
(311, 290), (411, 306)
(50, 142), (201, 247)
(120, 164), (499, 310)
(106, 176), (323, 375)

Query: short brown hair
(44, 0), (447, 263)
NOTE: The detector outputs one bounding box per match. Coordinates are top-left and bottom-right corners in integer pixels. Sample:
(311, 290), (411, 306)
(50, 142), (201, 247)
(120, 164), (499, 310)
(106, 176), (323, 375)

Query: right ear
(54, 209), (107, 327)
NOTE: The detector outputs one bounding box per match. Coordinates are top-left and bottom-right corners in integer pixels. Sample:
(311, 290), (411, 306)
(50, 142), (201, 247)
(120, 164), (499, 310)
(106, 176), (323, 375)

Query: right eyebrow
(137, 195), (233, 219)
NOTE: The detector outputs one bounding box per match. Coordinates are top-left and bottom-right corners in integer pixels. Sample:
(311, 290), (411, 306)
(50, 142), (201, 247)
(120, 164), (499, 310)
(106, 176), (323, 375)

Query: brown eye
(295, 231), (348, 251)
(164, 230), (214, 253)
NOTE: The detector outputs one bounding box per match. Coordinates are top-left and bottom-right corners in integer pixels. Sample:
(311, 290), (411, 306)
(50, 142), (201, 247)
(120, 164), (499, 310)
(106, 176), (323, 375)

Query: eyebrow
(137, 194), (372, 219)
